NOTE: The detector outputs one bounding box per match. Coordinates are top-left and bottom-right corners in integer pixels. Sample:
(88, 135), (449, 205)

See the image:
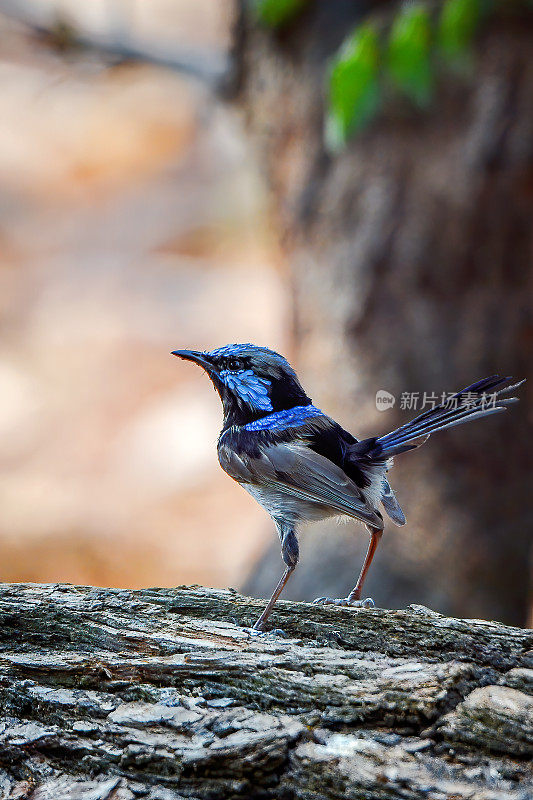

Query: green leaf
(326, 24), (381, 151)
(387, 3), (433, 107)
(438, 0), (481, 61)
(253, 0), (308, 28)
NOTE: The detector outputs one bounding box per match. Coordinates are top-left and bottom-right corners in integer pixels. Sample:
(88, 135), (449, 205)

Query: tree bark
(233, 4), (533, 626)
(0, 583), (532, 799)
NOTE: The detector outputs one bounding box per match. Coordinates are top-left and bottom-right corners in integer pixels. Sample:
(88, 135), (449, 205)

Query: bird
(172, 344), (524, 631)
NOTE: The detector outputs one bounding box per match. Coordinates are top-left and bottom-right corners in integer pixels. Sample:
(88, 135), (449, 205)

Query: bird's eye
(227, 358), (243, 371)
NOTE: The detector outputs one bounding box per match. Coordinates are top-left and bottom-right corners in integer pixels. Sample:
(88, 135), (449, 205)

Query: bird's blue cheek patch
(219, 369), (273, 412)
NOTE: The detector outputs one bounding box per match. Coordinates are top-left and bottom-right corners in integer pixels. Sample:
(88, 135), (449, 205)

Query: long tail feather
(373, 375), (524, 458)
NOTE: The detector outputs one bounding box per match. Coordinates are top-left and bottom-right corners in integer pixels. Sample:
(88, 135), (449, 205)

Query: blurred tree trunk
(233, 4), (533, 625)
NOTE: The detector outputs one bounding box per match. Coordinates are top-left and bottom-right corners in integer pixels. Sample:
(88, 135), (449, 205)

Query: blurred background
(0, 0), (531, 625)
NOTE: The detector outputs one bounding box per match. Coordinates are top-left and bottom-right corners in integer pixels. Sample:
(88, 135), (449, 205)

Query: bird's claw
(313, 596), (375, 609)
(247, 627), (265, 637)
(246, 626), (287, 638)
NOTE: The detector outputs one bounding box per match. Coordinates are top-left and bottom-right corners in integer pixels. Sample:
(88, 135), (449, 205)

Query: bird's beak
(171, 349), (214, 372)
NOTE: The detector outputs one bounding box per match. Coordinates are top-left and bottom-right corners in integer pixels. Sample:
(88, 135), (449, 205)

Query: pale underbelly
(241, 482), (356, 524)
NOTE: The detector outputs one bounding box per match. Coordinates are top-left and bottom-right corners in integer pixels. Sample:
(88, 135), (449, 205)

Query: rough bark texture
(233, 4), (533, 626)
(0, 583), (532, 799)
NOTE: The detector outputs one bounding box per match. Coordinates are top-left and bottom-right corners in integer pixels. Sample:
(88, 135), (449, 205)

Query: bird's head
(172, 343), (311, 427)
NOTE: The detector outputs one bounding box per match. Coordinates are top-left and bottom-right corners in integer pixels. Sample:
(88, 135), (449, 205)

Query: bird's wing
(220, 438), (383, 529)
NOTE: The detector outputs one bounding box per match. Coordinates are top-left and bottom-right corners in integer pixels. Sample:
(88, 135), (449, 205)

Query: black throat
(220, 378), (312, 430)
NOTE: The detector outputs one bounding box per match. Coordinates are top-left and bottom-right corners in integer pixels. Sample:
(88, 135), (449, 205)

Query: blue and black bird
(172, 344), (523, 631)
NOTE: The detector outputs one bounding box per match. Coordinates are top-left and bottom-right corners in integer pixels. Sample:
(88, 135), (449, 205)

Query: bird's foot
(313, 596), (375, 609)
(247, 627), (265, 637)
(246, 626), (287, 638)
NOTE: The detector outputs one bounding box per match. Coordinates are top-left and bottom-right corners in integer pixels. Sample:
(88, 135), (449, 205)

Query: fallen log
(0, 583), (531, 799)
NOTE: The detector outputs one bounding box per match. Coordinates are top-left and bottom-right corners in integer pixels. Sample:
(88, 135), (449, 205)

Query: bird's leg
(253, 520), (298, 632)
(252, 565), (295, 631)
(314, 528), (382, 608)
(346, 528), (382, 603)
